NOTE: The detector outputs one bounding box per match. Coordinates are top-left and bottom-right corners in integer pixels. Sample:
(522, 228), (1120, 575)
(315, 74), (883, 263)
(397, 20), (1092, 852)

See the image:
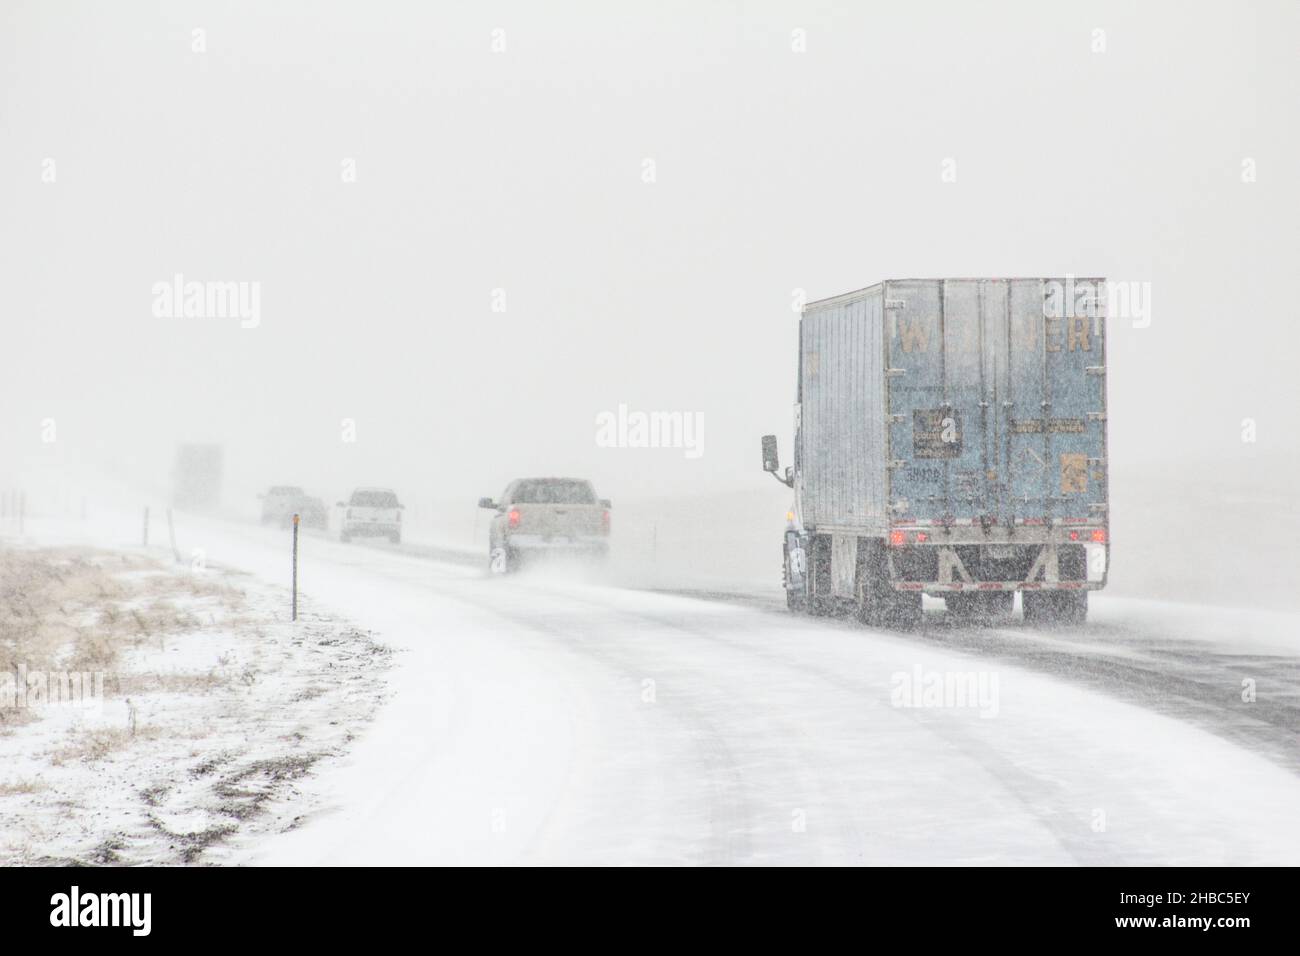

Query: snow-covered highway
(15, 512), (1300, 866)
(162, 516), (1300, 866)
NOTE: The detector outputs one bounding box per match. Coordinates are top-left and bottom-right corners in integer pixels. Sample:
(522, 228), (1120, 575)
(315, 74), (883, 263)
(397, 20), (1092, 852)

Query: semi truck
(762, 278), (1109, 628)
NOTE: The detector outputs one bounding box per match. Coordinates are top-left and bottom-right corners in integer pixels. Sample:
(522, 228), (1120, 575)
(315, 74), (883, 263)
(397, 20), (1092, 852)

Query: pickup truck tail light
(508, 508), (521, 529)
(601, 509), (611, 534)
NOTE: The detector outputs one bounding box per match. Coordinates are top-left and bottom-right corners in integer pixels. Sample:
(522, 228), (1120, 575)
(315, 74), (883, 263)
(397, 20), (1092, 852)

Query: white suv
(337, 487), (403, 544)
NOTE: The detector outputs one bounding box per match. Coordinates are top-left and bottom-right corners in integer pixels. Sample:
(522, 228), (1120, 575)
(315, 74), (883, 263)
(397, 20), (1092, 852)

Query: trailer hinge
(1086, 365), (1107, 375)
(887, 414), (906, 424)
(885, 299), (906, 310)
(1089, 503), (1108, 513)
(1086, 457), (1106, 466)
(1087, 411), (1106, 421)
(886, 368), (906, 377)
(887, 459), (907, 469)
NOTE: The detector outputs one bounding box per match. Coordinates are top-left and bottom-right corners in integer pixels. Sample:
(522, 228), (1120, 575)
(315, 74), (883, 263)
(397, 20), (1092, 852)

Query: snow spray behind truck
(762, 278), (1109, 627)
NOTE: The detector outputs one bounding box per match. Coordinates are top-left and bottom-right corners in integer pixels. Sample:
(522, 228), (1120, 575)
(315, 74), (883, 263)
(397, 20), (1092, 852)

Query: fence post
(292, 513), (300, 622)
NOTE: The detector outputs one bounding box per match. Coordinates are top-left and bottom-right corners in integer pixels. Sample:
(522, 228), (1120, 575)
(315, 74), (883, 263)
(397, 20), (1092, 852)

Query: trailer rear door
(886, 278), (1107, 525)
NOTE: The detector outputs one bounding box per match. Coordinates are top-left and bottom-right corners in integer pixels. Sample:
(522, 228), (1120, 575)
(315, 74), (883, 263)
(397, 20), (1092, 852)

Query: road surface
(19, 512), (1300, 865)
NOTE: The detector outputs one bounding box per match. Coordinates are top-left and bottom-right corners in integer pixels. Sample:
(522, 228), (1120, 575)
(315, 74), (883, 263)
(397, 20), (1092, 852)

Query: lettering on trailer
(913, 409), (962, 459)
(804, 349), (820, 378)
(897, 317), (930, 353)
(1009, 417), (1086, 435)
(1024, 315), (1096, 352)
(893, 315), (1095, 355)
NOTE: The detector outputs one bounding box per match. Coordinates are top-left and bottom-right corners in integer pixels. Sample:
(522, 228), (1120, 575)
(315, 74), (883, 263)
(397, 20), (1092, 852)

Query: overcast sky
(2, 0), (1295, 510)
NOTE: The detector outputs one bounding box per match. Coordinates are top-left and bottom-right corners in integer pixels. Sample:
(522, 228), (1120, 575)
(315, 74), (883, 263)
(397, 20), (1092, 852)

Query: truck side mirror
(478, 497), (496, 510)
(600, 498), (612, 509)
(761, 435), (780, 473)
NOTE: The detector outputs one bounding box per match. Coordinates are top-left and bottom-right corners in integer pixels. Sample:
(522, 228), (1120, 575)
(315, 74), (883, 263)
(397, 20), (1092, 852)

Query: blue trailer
(762, 278), (1109, 627)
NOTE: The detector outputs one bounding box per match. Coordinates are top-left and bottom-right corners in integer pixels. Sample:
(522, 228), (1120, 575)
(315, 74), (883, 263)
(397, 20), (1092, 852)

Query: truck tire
(1060, 590), (1088, 625)
(1022, 590), (1088, 627)
(856, 540), (921, 630)
(807, 535), (835, 616)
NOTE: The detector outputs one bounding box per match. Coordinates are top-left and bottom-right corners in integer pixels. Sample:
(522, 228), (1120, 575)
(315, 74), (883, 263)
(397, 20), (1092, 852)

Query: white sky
(2, 0), (1296, 508)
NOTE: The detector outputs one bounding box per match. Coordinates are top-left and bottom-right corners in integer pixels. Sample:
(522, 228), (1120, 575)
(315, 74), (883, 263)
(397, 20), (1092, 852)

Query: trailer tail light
(1090, 528), (1107, 543)
(915, 531), (929, 543)
(889, 530), (906, 547)
(508, 508), (521, 529)
(601, 509), (610, 534)
(1069, 530), (1079, 541)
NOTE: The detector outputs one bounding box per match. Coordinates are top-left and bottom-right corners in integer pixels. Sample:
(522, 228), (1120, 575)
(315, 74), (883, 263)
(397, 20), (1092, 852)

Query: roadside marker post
(292, 512), (300, 622)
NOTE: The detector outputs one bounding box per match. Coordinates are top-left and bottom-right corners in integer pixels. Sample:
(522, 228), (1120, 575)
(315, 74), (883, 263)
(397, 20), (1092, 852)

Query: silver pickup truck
(478, 477), (611, 573)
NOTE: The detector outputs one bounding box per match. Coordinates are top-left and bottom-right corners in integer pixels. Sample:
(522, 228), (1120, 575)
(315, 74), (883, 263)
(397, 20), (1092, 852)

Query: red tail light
(1090, 528), (1107, 543)
(889, 530), (906, 547)
(601, 510), (610, 534)
(508, 508), (520, 529)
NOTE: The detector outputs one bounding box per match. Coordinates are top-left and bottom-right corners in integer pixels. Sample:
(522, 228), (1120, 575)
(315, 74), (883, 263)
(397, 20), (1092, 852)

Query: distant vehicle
(478, 478), (610, 574)
(337, 488), (403, 544)
(763, 278), (1109, 628)
(295, 495), (329, 530)
(260, 486), (305, 525)
(259, 487), (329, 530)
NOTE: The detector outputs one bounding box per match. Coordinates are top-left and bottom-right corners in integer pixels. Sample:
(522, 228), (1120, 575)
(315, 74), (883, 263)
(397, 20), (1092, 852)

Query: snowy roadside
(0, 545), (391, 865)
